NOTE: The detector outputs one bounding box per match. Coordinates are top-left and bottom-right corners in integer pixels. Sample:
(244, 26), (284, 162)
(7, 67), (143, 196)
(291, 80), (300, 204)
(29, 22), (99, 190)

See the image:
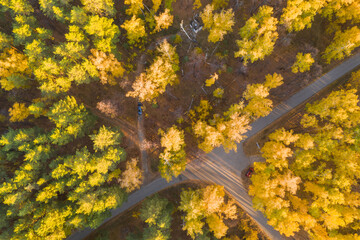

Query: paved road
(68, 53), (360, 240)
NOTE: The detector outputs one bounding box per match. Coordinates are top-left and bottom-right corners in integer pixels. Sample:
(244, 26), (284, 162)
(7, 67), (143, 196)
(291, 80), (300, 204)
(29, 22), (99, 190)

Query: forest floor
(83, 181), (268, 240)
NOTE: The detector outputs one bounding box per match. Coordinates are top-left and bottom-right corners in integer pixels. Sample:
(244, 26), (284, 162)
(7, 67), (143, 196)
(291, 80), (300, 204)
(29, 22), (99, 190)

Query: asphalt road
(67, 53), (360, 240)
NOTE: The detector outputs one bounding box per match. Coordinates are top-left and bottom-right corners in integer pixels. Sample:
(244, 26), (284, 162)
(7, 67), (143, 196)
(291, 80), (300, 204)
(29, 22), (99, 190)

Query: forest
(0, 0), (359, 239)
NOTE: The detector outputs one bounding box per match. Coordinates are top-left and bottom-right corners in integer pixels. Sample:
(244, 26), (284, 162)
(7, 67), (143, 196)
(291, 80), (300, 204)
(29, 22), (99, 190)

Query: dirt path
(137, 115), (150, 182)
(67, 53), (360, 240)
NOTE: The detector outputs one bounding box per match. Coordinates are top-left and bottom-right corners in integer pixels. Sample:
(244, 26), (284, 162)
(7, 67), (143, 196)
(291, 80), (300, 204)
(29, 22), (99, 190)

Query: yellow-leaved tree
(235, 5), (278, 64)
(88, 49), (125, 85)
(249, 89), (360, 239)
(291, 52), (314, 73)
(158, 125), (186, 181)
(154, 8), (173, 32)
(9, 103), (30, 122)
(126, 39), (179, 103)
(121, 15), (147, 45)
(200, 4), (235, 43)
(0, 48), (31, 91)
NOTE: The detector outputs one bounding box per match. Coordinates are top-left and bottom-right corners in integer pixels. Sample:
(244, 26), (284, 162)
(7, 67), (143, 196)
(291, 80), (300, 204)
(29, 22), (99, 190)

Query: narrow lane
(137, 114), (149, 182)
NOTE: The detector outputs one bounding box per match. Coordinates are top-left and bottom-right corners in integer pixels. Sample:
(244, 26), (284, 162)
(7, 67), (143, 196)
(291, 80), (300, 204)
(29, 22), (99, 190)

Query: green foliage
(292, 52), (314, 73)
(84, 15), (120, 53)
(1, 0), (34, 14)
(249, 89), (360, 238)
(200, 4), (235, 43)
(39, 0), (72, 22)
(235, 5), (278, 64)
(47, 96), (95, 145)
(0, 32), (13, 50)
(70, 6), (88, 25)
(0, 120), (128, 239)
(136, 194), (173, 240)
(179, 185), (237, 239)
(90, 126), (121, 152)
(172, 34), (182, 44)
(158, 126), (186, 182)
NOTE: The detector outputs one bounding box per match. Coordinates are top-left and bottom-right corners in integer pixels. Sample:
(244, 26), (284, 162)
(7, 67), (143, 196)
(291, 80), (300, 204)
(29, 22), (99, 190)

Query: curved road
(68, 53), (360, 240)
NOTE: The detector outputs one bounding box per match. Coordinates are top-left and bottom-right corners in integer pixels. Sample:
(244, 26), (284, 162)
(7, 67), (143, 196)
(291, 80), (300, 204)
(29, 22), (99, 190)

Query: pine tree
(47, 96), (95, 145)
(90, 126), (121, 152)
(138, 195), (173, 240)
(84, 15), (120, 53)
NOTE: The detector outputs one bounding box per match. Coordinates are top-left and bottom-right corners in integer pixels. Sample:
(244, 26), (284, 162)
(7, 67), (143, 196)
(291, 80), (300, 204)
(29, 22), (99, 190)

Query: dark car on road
(245, 167), (254, 178)
(137, 102), (143, 115)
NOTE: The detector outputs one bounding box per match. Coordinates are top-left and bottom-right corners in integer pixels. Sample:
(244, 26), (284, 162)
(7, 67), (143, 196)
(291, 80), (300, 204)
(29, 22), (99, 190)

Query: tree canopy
(235, 6), (278, 64)
(249, 88), (360, 238)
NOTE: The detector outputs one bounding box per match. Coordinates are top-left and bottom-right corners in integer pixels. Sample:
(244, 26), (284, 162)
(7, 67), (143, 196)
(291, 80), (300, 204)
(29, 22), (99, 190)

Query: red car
(245, 167), (254, 178)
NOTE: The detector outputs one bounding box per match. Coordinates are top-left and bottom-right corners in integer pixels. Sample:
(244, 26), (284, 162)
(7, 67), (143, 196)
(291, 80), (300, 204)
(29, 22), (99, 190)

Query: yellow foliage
(152, 0), (162, 12)
(121, 15), (147, 44)
(292, 52), (314, 73)
(9, 103), (30, 122)
(154, 9), (174, 32)
(88, 49), (124, 85)
(159, 125), (185, 152)
(200, 4), (235, 43)
(0, 48), (30, 90)
(124, 0), (144, 15)
(213, 88), (224, 98)
(205, 73), (218, 87)
(193, 0), (201, 9)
